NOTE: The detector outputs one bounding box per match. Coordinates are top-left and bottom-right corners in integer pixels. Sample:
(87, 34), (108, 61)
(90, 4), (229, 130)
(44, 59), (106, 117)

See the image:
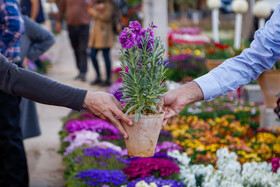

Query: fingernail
(129, 121), (133, 126)
(124, 134), (128, 139)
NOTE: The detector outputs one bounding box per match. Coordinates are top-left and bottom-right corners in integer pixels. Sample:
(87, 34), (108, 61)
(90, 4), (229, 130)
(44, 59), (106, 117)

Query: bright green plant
(119, 21), (167, 121)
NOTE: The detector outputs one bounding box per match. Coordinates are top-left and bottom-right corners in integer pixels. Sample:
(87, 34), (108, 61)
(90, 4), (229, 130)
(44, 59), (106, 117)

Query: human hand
(161, 82), (204, 126)
(83, 92), (133, 139)
(22, 58), (29, 68)
(55, 22), (61, 33)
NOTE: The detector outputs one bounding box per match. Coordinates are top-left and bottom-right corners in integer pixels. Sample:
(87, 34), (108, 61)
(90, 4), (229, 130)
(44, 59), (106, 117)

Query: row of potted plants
(59, 111), (280, 186)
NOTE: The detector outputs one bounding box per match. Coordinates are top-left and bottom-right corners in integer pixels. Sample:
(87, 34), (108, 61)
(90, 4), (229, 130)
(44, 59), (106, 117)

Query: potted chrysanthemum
(119, 21), (167, 157)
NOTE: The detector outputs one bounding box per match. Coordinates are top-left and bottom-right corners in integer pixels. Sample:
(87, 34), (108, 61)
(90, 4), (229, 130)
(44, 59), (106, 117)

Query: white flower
(135, 180), (149, 187)
(149, 182), (157, 187)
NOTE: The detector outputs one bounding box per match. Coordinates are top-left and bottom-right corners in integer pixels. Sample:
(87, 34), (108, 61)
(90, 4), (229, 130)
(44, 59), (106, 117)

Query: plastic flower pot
(122, 112), (165, 157)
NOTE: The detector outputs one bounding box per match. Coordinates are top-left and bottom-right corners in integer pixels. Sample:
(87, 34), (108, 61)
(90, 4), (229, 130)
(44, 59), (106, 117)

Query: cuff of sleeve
(71, 89), (87, 111)
(194, 73), (222, 101)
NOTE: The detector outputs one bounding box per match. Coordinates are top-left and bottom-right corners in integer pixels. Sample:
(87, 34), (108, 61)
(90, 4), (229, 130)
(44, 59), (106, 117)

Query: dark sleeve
(0, 54), (87, 111)
(23, 16), (55, 61)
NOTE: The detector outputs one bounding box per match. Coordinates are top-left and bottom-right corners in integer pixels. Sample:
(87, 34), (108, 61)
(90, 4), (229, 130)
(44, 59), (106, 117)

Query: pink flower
(271, 158), (280, 172)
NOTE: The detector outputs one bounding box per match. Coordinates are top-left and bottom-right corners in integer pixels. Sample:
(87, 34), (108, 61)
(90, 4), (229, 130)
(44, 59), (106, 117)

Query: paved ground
(23, 30), (121, 187)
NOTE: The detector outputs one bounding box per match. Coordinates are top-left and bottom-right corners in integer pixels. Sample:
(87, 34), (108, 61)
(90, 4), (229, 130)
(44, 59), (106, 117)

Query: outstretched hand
(161, 82), (204, 126)
(83, 92), (133, 139)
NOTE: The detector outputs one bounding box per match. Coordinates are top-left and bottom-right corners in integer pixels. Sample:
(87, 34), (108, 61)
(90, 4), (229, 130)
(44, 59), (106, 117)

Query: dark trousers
(0, 92), (28, 187)
(68, 25), (89, 74)
(91, 48), (111, 81)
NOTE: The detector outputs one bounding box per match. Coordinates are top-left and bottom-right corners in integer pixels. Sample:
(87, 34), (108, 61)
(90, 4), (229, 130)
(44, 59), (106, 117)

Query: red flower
(214, 42), (225, 50)
(123, 158), (179, 179)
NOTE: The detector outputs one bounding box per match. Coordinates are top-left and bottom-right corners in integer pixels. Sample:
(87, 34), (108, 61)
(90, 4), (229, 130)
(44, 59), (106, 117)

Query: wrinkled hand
(83, 92), (133, 139)
(161, 82), (204, 126)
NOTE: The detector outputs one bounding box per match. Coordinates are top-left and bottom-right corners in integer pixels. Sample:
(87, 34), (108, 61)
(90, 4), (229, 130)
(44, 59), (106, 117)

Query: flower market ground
(23, 30), (120, 187)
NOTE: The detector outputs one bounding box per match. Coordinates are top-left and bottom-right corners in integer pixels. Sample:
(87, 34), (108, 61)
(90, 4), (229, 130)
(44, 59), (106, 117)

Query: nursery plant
(119, 21), (167, 120)
(119, 21), (167, 157)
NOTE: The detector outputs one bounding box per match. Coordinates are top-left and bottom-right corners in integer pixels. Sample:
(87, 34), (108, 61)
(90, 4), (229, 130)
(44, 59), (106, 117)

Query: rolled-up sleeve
(195, 4), (280, 101)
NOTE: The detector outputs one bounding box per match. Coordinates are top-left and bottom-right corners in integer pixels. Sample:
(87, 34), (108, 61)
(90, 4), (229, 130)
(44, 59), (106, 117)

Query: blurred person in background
(19, 15), (55, 139)
(56, 0), (91, 82)
(87, 0), (114, 86)
(20, 0), (45, 23)
(20, 0), (46, 73)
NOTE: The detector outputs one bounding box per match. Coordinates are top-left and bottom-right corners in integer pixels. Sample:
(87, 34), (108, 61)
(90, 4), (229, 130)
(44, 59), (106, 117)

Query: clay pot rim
(127, 112), (165, 119)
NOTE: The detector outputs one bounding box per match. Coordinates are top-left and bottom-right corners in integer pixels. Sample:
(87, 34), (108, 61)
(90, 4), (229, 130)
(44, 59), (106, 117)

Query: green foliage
(120, 33), (167, 121)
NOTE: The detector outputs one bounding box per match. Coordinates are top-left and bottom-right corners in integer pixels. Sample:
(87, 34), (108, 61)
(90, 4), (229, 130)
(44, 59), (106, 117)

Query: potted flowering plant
(204, 42), (235, 71)
(258, 60), (280, 108)
(119, 21), (167, 157)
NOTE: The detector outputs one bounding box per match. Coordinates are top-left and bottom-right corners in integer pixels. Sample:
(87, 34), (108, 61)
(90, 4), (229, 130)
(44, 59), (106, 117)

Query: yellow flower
(273, 144), (280, 153)
(194, 49), (201, 56)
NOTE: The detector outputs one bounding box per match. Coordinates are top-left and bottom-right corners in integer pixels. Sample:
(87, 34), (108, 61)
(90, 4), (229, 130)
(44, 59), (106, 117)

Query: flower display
(123, 158), (180, 179)
(74, 169), (127, 186)
(62, 130), (122, 156)
(60, 97), (279, 186)
(204, 42), (235, 60)
(164, 115), (280, 165)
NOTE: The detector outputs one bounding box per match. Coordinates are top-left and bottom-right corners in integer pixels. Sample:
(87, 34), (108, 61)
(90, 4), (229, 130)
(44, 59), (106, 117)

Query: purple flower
(119, 27), (136, 49)
(74, 169), (127, 186)
(136, 28), (154, 52)
(82, 147), (120, 159)
(271, 158), (280, 172)
(107, 82), (123, 102)
(65, 119), (120, 135)
(128, 21), (142, 35)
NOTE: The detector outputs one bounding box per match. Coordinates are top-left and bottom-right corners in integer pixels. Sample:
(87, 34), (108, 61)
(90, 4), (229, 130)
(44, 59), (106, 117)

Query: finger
(104, 111), (128, 139)
(113, 107), (133, 126)
(164, 108), (176, 119)
(112, 96), (123, 110)
(157, 105), (163, 113)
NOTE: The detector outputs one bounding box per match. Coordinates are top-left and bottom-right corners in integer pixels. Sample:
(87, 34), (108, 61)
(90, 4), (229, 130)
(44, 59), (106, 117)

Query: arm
(56, 0), (66, 32)
(30, 0), (39, 20)
(0, 3), (24, 56)
(162, 5), (280, 120)
(194, 5), (280, 101)
(0, 54), (133, 137)
(22, 16), (55, 61)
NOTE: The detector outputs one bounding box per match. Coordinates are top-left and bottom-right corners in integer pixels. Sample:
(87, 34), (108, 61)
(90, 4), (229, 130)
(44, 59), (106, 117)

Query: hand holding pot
(83, 92), (133, 138)
(161, 82), (204, 125)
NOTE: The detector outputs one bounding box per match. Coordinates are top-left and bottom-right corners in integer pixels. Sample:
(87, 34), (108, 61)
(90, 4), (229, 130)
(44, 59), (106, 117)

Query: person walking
(56, 0), (91, 81)
(87, 0), (114, 86)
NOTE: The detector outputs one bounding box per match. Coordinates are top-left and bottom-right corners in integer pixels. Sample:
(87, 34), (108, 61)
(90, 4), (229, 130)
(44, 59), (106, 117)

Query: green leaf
(125, 105), (137, 115)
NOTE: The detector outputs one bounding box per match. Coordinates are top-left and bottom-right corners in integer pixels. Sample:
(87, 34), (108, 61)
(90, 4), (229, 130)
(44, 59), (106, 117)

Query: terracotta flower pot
(257, 70), (280, 108)
(205, 59), (224, 71)
(122, 112), (164, 157)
